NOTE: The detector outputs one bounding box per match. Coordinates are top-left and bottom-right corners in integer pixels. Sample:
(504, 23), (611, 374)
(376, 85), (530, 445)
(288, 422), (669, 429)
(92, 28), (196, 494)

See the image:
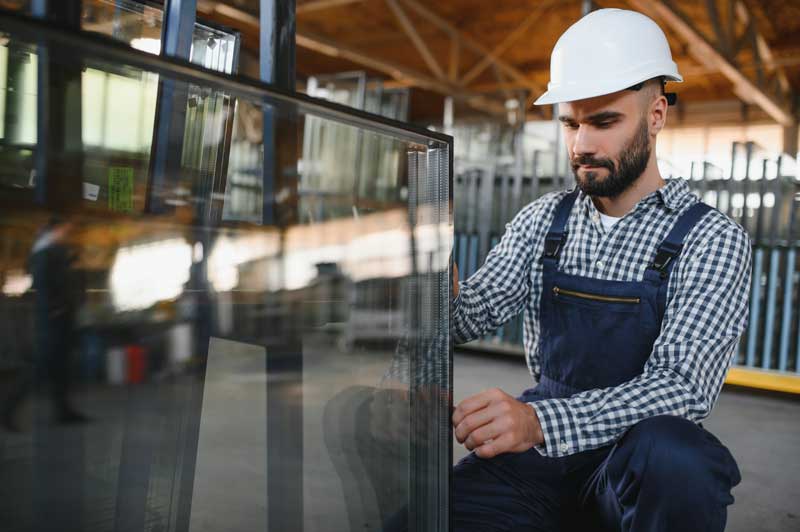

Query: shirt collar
(655, 178), (692, 211)
(577, 178), (693, 216)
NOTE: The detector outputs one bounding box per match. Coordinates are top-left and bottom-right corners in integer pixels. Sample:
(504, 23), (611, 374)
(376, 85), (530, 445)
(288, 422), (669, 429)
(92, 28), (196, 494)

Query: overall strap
(645, 201), (713, 281)
(542, 189), (580, 265)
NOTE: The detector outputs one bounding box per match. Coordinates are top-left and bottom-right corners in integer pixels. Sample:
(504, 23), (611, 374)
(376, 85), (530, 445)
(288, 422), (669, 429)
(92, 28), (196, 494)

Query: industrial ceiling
(71, 0), (797, 131)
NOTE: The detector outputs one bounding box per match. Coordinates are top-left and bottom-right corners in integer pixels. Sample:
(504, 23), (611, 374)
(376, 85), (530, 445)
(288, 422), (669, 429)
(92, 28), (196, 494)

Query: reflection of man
(451, 9), (750, 531)
(323, 283), (415, 531)
(3, 217), (87, 430)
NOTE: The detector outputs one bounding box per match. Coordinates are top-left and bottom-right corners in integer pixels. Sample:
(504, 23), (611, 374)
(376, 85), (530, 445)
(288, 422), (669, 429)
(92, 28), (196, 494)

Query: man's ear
(649, 94), (668, 135)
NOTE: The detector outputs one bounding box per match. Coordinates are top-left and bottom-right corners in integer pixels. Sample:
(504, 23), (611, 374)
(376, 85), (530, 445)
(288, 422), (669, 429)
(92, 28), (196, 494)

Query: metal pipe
(779, 244), (795, 371)
(260, 0), (296, 91)
(763, 246), (780, 369)
(740, 141), (753, 232)
(746, 249), (763, 368)
(163, 0), (196, 58)
(512, 130), (524, 212)
(444, 96), (454, 136)
(755, 159), (769, 245)
(723, 141), (738, 218)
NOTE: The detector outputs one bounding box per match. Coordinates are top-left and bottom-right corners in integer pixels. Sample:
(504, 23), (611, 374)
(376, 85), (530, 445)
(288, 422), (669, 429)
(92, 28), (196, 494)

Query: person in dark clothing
(2, 217), (87, 431)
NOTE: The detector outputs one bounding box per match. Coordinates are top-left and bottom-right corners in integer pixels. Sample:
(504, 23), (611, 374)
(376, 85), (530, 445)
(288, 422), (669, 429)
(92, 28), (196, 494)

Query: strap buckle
(544, 233), (567, 259)
(648, 243), (682, 278)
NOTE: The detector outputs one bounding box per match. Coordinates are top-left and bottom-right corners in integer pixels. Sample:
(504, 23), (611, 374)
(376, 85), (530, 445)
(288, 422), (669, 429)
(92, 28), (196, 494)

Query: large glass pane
(0, 10), (452, 532)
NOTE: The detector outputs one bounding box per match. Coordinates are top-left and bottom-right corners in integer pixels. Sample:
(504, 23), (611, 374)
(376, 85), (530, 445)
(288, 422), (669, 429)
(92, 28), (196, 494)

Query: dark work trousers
(453, 190), (741, 531)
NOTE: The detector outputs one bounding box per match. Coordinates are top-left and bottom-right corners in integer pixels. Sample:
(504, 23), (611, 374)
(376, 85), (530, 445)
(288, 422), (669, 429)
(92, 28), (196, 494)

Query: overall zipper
(553, 286), (640, 304)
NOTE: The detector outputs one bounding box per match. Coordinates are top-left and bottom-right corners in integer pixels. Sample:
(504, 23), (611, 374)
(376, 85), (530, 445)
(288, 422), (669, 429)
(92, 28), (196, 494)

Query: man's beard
(570, 118), (651, 198)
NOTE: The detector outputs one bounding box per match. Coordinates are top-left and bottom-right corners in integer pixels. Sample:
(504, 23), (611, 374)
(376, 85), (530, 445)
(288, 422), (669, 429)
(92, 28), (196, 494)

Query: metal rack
(455, 142), (800, 391)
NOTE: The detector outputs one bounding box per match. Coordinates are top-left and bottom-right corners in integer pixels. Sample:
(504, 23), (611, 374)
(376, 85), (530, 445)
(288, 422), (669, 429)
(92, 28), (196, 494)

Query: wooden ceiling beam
(733, 0), (791, 94)
(296, 29), (507, 116)
(385, 0), (446, 80)
(296, 0), (364, 14)
(627, 0), (794, 126)
(459, 0), (556, 87)
(397, 0), (545, 95)
(448, 34), (460, 83)
(199, 1), (506, 116)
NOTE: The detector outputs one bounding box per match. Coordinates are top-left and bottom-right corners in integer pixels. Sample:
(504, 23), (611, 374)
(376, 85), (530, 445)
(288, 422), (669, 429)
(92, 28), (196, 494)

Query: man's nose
(571, 125), (597, 158)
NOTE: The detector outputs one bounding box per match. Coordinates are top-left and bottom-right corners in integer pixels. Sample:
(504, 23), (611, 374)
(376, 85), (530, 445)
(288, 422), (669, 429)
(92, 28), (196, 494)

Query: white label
(83, 182), (100, 201)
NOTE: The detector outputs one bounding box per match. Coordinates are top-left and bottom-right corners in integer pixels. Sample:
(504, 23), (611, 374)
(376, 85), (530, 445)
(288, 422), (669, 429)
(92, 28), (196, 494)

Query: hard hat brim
(534, 73), (683, 106)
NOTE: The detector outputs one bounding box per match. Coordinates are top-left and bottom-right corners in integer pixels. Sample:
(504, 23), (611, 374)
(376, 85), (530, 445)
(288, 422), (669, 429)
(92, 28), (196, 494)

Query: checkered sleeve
(530, 221), (752, 458)
(452, 199), (550, 344)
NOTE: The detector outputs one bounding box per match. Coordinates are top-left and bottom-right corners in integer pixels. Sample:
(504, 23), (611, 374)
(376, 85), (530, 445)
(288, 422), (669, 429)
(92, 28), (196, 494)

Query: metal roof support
(385, 0), (446, 80)
(398, 0), (545, 96)
(628, 0), (795, 126)
(459, 0), (556, 87)
(296, 28), (507, 115)
(732, 1), (791, 94)
(200, 0), (507, 115)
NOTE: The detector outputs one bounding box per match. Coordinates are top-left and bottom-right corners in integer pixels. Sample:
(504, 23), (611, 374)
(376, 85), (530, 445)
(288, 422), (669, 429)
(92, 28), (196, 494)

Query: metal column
(261, 0), (297, 225)
(31, 0), (83, 208)
(134, 4), (203, 532)
(145, 0), (196, 214)
(260, 2), (303, 531)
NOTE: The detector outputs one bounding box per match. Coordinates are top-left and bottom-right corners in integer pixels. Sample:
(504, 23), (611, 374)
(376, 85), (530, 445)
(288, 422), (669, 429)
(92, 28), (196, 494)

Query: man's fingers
(464, 419), (505, 451)
(452, 388), (504, 426)
(454, 406), (495, 443)
(474, 432), (515, 459)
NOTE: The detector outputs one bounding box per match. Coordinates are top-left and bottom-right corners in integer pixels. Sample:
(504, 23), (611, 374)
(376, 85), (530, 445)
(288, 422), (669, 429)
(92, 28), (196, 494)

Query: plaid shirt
(453, 178), (752, 458)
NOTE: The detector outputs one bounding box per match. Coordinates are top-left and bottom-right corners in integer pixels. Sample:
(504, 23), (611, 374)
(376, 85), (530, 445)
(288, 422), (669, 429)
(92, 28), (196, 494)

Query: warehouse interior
(0, 0), (798, 531)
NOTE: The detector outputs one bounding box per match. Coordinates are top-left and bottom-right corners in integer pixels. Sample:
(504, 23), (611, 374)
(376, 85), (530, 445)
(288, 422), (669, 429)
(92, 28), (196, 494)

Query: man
(451, 9), (750, 532)
(3, 217), (87, 431)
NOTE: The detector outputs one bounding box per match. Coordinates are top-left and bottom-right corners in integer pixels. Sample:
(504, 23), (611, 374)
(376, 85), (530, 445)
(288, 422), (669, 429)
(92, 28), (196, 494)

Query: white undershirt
(598, 211), (622, 231)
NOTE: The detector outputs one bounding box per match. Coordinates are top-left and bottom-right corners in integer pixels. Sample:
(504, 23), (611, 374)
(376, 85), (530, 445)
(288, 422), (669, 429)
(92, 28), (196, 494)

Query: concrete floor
(454, 349), (800, 532)
(2, 342), (796, 531)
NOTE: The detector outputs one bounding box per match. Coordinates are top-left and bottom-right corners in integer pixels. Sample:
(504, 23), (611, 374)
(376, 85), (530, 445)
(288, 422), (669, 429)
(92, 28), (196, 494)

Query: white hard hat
(534, 8), (682, 106)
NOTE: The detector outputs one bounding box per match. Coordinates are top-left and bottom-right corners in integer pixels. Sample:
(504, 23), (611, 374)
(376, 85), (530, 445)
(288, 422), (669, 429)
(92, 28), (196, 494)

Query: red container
(126, 345), (147, 384)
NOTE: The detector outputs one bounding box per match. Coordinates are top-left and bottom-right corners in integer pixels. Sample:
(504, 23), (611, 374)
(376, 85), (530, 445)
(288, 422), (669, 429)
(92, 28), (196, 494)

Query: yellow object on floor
(725, 367), (800, 395)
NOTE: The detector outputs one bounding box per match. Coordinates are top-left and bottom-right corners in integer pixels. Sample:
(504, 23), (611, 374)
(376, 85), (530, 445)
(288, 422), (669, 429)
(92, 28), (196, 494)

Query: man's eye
(563, 123), (579, 130)
(596, 122), (614, 129)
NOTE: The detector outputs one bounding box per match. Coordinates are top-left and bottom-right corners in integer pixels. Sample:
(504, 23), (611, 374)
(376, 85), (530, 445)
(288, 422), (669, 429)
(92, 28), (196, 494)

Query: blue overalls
(453, 190), (742, 532)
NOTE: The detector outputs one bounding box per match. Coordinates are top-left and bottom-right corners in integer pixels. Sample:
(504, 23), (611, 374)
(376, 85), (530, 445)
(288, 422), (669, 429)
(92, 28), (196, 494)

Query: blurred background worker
(2, 217), (87, 431)
(450, 9), (751, 531)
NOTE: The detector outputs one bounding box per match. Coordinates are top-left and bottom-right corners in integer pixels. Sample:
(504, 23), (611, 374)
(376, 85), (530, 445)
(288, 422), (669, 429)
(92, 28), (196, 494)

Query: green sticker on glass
(108, 167), (134, 212)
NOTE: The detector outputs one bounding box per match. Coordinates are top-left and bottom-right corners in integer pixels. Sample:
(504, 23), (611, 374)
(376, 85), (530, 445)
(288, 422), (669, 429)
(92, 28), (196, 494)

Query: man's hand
(452, 388), (544, 459)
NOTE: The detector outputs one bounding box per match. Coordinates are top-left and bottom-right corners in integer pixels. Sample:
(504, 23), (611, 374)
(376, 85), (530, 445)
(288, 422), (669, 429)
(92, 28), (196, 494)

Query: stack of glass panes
(0, 5), (452, 532)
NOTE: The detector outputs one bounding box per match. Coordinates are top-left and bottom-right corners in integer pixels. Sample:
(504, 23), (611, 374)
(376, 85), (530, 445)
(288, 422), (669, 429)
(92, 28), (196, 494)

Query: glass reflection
(4, 218), (87, 430)
(0, 10), (451, 532)
(80, 0), (239, 74)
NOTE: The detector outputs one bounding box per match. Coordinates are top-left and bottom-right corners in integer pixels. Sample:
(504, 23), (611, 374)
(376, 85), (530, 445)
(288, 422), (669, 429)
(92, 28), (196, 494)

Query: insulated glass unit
(0, 10), (452, 532)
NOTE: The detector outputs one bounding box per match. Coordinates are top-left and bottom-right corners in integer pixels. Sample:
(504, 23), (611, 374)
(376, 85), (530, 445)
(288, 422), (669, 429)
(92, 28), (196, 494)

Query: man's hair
(627, 76), (677, 105)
